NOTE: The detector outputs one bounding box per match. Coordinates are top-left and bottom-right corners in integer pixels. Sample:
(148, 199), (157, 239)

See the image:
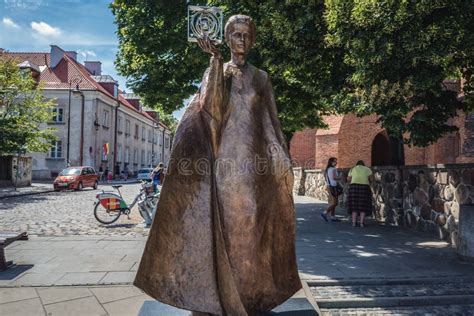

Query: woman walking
(321, 157), (342, 222)
(151, 162), (164, 192)
(347, 160), (373, 227)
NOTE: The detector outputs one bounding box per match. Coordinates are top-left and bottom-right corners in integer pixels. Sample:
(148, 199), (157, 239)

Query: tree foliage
(157, 108), (179, 136)
(0, 55), (57, 156)
(110, 0), (343, 140)
(111, 0), (473, 146)
(325, 0), (474, 146)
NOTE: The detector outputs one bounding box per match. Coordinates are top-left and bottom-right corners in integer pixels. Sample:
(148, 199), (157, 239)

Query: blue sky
(0, 0), (186, 119)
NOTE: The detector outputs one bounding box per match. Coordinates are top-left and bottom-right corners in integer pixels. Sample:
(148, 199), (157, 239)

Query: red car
(54, 166), (99, 191)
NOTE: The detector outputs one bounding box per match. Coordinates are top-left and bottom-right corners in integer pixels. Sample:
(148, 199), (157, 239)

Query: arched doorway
(371, 131), (405, 166)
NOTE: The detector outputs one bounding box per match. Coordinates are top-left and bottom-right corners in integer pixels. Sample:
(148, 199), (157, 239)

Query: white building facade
(7, 45), (172, 179)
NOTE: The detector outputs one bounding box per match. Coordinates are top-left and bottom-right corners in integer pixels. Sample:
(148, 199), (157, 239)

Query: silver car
(136, 168), (154, 182)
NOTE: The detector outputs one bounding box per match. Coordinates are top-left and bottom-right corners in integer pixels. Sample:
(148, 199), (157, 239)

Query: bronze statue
(134, 14), (301, 316)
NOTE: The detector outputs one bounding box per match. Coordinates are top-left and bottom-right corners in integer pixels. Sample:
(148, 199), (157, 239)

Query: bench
(0, 231), (28, 271)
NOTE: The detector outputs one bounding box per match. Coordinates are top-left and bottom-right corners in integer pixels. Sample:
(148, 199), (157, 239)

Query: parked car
(54, 166), (98, 191)
(136, 168), (154, 182)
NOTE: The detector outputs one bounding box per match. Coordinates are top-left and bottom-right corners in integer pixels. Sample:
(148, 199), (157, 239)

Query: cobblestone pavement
(311, 282), (474, 299)
(0, 182), (151, 236)
(320, 305), (474, 315)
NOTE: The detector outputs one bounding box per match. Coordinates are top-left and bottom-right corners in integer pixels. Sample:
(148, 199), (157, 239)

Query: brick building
(290, 110), (474, 169)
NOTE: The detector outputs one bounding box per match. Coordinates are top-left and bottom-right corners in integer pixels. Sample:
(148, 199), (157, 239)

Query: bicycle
(93, 182), (159, 225)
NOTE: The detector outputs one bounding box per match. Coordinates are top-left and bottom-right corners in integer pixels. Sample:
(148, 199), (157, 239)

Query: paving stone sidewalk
(2, 195), (474, 315)
(0, 183), (150, 236)
(310, 282), (474, 300)
(320, 305), (474, 316)
(1, 236), (146, 287)
(0, 285), (153, 316)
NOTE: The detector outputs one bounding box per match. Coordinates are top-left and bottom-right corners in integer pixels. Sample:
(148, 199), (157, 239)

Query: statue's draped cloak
(134, 57), (301, 315)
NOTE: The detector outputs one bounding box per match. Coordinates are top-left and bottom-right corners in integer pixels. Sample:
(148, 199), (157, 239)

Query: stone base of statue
(137, 289), (319, 316)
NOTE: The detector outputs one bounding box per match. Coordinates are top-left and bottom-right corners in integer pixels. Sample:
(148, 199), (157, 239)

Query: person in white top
(321, 157), (342, 222)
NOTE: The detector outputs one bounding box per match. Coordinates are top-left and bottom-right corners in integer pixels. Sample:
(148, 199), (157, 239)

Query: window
(153, 132), (157, 144)
(125, 120), (130, 136)
(133, 148), (138, 164)
(117, 116), (122, 132)
(102, 110), (110, 127)
(142, 127), (146, 141)
(50, 141), (62, 158)
(51, 108), (63, 123)
(125, 146), (130, 163)
(117, 144), (122, 162)
(134, 124), (139, 139)
(148, 130), (152, 143)
(165, 136), (169, 149)
(147, 151), (151, 166)
(141, 149), (145, 165)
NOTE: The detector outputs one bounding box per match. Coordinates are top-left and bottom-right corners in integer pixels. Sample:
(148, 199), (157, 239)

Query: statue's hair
(224, 15), (256, 46)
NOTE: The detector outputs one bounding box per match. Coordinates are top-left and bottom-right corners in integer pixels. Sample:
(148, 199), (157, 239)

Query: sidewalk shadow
(0, 194), (51, 209)
(293, 197), (474, 280)
(0, 264), (33, 280)
(103, 223), (136, 229)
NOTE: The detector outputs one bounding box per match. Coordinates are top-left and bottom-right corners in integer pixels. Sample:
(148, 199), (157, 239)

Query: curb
(0, 189), (55, 200)
(307, 276), (474, 287)
(316, 294), (474, 309)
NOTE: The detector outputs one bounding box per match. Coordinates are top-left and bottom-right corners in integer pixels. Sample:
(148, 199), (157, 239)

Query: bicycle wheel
(94, 202), (122, 224)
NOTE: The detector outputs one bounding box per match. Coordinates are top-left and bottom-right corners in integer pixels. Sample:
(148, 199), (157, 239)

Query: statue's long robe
(134, 57), (301, 315)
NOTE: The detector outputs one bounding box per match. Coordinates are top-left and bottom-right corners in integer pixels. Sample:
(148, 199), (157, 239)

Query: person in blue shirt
(151, 163), (164, 192)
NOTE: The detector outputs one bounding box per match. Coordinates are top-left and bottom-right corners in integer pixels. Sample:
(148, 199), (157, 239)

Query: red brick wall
(289, 128), (316, 168)
(291, 111), (474, 170)
(315, 134), (338, 168)
(337, 114), (383, 168)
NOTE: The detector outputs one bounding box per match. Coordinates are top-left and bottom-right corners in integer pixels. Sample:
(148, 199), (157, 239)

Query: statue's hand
(197, 36), (222, 59)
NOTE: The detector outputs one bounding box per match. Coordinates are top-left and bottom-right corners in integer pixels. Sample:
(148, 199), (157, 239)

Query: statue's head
(225, 15), (256, 55)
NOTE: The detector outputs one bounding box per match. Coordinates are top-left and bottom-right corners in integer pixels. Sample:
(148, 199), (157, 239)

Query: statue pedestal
(138, 289), (319, 315)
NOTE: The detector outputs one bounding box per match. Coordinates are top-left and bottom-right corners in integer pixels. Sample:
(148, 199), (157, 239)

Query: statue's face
(228, 23), (253, 55)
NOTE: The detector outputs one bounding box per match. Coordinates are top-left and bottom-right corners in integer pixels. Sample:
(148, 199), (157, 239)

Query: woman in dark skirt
(347, 160), (374, 227)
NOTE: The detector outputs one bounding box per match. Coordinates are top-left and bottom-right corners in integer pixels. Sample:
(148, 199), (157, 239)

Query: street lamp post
(66, 77), (82, 168)
(66, 82), (72, 167)
(151, 121), (155, 167)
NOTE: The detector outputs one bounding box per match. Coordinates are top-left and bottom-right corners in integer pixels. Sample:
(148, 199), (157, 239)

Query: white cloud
(31, 21), (61, 37)
(4, 0), (46, 10)
(2, 17), (20, 28)
(77, 49), (97, 59)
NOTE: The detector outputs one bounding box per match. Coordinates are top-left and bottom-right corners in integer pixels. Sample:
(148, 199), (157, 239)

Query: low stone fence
(293, 164), (474, 248)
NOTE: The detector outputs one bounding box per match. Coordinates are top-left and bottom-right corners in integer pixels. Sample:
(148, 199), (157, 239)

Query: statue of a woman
(134, 15), (301, 316)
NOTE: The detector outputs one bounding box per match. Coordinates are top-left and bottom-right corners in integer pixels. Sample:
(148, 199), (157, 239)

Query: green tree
(325, 0), (474, 146)
(156, 108), (179, 136)
(111, 0), (473, 145)
(110, 0), (344, 140)
(0, 55), (57, 157)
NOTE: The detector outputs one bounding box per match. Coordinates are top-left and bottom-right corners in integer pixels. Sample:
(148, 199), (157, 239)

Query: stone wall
(0, 156), (32, 187)
(293, 164), (474, 246)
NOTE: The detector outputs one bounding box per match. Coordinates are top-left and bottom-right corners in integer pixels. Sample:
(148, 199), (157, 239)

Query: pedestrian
(321, 157), (343, 222)
(107, 169), (113, 183)
(98, 165), (104, 182)
(115, 164), (120, 180)
(104, 166), (109, 183)
(347, 160), (373, 227)
(123, 165), (129, 181)
(151, 162), (164, 192)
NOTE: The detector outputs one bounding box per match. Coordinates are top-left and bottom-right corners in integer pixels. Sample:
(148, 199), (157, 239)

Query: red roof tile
(5, 50), (168, 129)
